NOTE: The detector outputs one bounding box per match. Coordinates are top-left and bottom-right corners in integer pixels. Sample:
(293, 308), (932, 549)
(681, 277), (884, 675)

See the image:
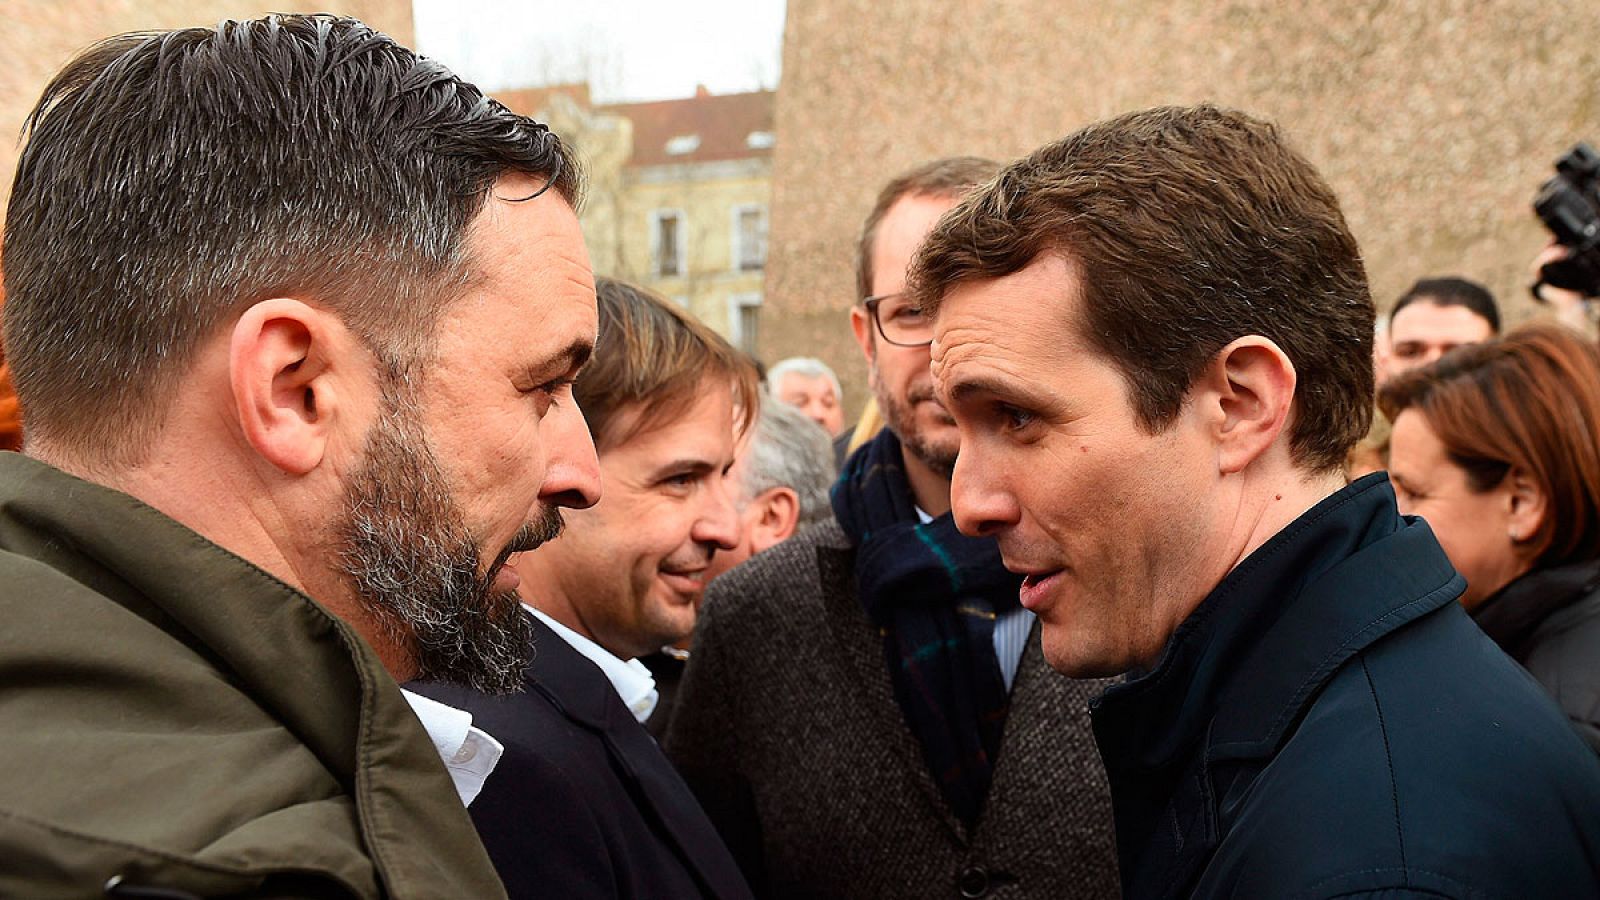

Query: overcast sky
(412, 0), (787, 103)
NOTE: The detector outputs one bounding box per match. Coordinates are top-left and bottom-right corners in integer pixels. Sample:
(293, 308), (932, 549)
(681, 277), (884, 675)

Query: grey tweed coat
(665, 518), (1121, 899)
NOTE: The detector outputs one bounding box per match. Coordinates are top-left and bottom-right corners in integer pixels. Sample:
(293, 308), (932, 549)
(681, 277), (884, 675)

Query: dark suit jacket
(666, 518), (1119, 899)
(409, 616), (752, 900)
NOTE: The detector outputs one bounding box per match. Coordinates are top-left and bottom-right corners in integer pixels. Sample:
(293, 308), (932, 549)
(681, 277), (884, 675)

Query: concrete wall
(0, 0), (414, 223)
(765, 0), (1600, 418)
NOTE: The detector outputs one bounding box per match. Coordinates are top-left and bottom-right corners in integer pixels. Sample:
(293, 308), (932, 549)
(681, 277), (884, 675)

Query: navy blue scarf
(831, 429), (1021, 826)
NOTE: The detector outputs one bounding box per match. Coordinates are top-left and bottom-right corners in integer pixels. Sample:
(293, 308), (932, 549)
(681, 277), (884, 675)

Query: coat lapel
(527, 618), (749, 900)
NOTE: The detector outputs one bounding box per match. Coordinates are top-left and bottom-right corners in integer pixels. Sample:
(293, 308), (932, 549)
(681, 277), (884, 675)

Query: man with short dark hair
(668, 158), (1119, 898)
(0, 15), (602, 898)
(412, 277), (755, 899)
(1380, 276), (1501, 383)
(918, 104), (1600, 899)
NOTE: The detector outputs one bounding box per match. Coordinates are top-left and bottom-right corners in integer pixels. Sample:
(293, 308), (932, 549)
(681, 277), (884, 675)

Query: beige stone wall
(0, 0), (413, 222)
(766, 0), (1600, 418)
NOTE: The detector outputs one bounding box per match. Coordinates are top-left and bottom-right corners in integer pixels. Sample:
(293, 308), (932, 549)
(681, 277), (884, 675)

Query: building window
(729, 292), (762, 355)
(733, 204), (767, 272)
(652, 210), (685, 277)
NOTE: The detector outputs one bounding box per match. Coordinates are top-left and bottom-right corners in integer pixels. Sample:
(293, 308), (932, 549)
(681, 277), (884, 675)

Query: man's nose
(539, 403), (601, 510)
(950, 444), (1019, 538)
(692, 470), (742, 551)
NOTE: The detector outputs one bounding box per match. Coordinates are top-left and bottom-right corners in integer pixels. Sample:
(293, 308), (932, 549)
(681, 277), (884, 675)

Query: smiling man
(411, 276), (756, 900)
(917, 104), (1600, 899)
(0, 15), (600, 898)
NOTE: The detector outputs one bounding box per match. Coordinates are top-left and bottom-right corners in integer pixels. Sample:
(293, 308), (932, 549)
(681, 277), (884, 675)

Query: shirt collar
(398, 688), (503, 807)
(527, 606), (659, 723)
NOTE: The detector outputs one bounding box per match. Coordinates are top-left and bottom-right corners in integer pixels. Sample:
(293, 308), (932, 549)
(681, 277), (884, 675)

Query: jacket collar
(0, 453), (503, 897)
(1090, 475), (1462, 892)
(1471, 557), (1600, 661)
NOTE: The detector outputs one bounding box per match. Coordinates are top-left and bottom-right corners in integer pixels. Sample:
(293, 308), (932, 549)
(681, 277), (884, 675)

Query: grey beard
(335, 400), (562, 695)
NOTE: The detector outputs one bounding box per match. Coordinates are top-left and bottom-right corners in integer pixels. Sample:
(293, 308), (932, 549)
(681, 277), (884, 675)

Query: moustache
(488, 507), (566, 579)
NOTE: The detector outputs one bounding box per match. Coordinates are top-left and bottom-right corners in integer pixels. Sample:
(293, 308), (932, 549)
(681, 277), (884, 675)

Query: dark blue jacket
(1092, 475), (1600, 899)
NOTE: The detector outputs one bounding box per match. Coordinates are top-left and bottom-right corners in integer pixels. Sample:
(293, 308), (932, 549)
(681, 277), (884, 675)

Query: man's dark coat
(667, 517), (1119, 899)
(410, 615), (751, 900)
(1094, 474), (1600, 899)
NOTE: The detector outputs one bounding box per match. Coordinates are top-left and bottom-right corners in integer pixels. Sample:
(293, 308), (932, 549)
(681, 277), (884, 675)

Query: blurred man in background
(1377, 276), (1500, 385)
(768, 356), (847, 437)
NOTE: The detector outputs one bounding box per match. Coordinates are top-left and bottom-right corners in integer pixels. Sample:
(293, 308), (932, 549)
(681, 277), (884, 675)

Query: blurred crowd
(2, 14), (1599, 900)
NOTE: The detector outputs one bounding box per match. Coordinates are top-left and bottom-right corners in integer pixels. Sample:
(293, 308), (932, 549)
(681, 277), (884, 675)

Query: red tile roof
(600, 87), (775, 168)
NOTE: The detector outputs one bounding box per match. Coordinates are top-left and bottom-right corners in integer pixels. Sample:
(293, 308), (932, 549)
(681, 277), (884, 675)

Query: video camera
(1533, 142), (1600, 300)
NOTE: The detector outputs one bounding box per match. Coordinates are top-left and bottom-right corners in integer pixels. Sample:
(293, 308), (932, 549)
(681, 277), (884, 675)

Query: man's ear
(1195, 336), (1297, 476)
(229, 298), (354, 476)
(850, 305), (877, 366)
(1505, 468), (1548, 549)
(749, 486), (802, 553)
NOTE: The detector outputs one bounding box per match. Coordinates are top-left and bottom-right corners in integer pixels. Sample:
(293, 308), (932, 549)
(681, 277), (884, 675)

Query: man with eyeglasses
(666, 159), (1119, 898)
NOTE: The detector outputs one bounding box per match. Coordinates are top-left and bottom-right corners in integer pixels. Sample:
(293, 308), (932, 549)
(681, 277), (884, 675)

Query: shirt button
(957, 865), (990, 898)
(452, 741), (478, 764)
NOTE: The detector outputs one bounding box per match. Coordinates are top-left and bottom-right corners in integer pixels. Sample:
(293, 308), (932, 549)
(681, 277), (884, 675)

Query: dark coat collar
(1472, 557), (1600, 662)
(1090, 475), (1464, 894)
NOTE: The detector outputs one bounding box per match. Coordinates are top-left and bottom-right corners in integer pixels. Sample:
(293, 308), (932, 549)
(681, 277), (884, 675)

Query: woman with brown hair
(1381, 323), (1600, 751)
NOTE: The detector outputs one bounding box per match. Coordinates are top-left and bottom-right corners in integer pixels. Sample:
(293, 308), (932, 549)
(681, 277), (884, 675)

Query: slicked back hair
(3, 14), (580, 465)
(855, 157), (1002, 302)
(912, 105), (1372, 473)
(579, 277), (759, 452)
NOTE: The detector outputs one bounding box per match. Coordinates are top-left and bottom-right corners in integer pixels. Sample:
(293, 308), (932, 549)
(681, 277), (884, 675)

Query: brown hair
(1379, 323), (1600, 567)
(580, 277), (759, 452)
(3, 15), (578, 466)
(855, 157), (1002, 301)
(912, 104), (1372, 473)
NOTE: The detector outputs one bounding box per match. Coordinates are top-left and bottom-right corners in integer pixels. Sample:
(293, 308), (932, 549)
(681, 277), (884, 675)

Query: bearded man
(0, 16), (601, 898)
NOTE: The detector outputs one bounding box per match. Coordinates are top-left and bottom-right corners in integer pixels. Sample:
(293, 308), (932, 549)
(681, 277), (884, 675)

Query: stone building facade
(501, 86), (777, 354)
(764, 0), (1600, 418)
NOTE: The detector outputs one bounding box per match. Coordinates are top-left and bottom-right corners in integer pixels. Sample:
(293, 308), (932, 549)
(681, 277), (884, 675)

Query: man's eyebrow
(648, 458), (716, 479)
(545, 338), (594, 376)
(946, 375), (1014, 404)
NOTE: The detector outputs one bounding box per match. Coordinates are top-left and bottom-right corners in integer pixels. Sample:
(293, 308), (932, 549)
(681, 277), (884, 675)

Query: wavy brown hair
(1379, 323), (1600, 568)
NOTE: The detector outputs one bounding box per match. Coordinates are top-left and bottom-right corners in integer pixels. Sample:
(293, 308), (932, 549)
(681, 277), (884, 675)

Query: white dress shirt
(527, 605), (660, 723)
(399, 688), (504, 807)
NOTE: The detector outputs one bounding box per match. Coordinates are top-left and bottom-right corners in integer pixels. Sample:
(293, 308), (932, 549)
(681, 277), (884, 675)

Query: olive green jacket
(0, 453), (506, 899)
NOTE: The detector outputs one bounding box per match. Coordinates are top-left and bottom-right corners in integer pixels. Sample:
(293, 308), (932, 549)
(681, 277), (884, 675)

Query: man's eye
(522, 377), (574, 414)
(999, 404), (1036, 431)
(889, 306), (925, 322)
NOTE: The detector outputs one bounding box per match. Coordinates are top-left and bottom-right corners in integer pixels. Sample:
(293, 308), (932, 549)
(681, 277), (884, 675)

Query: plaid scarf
(831, 429), (1021, 826)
